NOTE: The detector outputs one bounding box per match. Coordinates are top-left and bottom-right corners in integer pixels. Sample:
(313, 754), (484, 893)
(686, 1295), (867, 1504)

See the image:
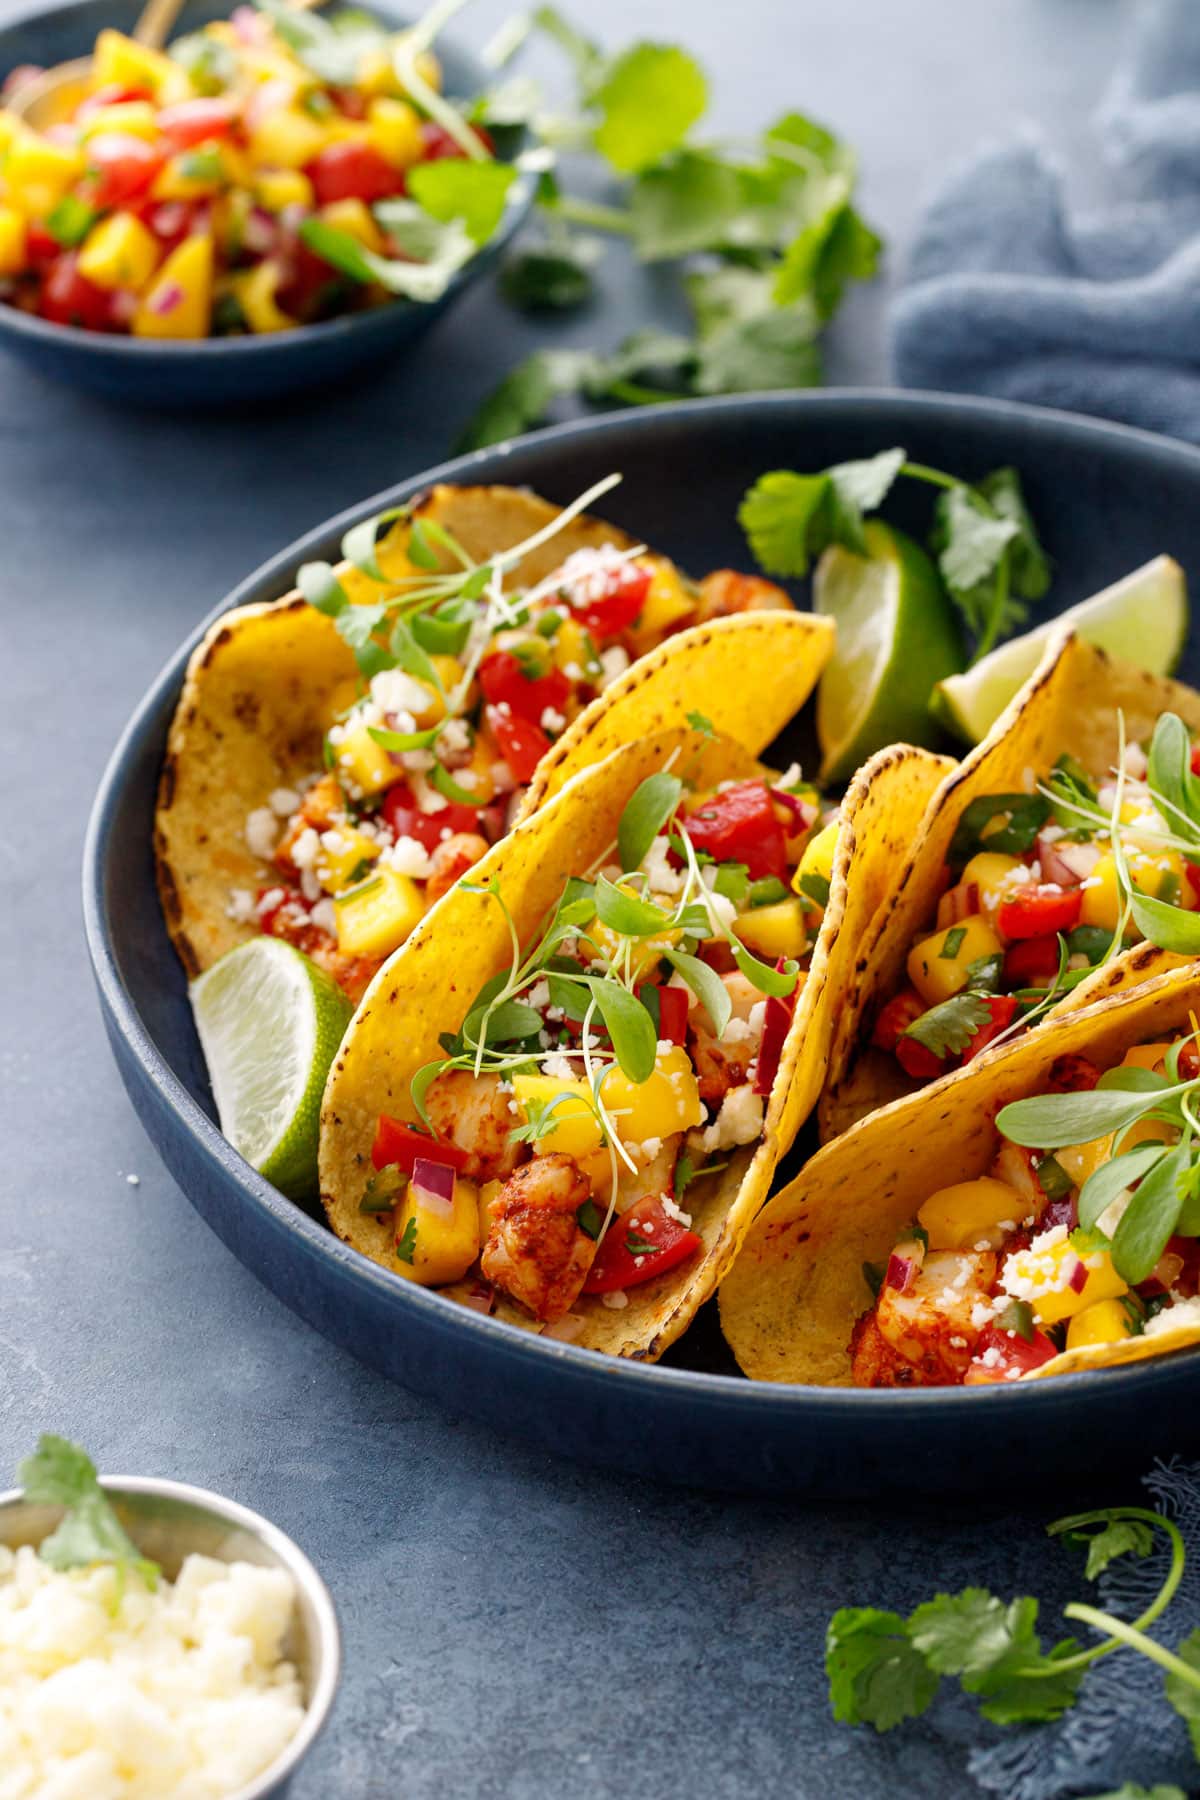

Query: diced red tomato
(564, 562), (652, 642)
(306, 141), (406, 205)
(157, 97), (238, 149)
(256, 884), (295, 935)
(25, 222), (62, 271)
(997, 884), (1082, 941)
(329, 87), (368, 119)
(420, 120), (495, 161)
(872, 987), (928, 1053)
(969, 1321), (1058, 1381)
(371, 1112), (468, 1174)
(75, 82), (152, 120)
(1003, 934), (1061, 988)
(1186, 861), (1200, 904)
(682, 781), (788, 882)
(38, 253), (112, 331)
(379, 782), (481, 853)
(894, 1033), (945, 1082)
(754, 981), (794, 1097)
(136, 199), (202, 254)
(583, 1193), (702, 1293)
(1191, 746), (1200, 778)
(477, 650), (570, 726)
(1045, 1054), (1101, 1093)
(963, 995), (1019, 1062)
(275, 238), (341, 321)
(84, 132), (166, 208)
(486, 705), (550, 784)
(638, 981), (689, 1047)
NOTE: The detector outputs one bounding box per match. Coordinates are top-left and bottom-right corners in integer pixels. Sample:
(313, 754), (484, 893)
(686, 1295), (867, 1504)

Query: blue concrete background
(0, 2), (1147, 1794)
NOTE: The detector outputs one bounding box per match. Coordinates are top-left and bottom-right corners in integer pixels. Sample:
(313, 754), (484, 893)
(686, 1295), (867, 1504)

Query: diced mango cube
(131, 234), (213, 339)
(151, 150), (225, 202)
(552, 617), (598, 679)
(961, 851), (1028, 917)
(92, 29), (178, 94)
(629, 560), (695, 651)
(1066, 1297), (1137, 1351)
(513, 1046), (703, 1162)
(255, 168), (314, 212)
(248, 105), (332, 170)
(393, 1174), (480, 1286)
(320, 197), (385, 253)
(917, 1178), (1027, 1250)
(0, 206), (27, 276)
(315, 823), (381, 893)
(78, 100), (160, 141)
(357, 45), (401, 95)
(367, 96), (424, 169)
(734, 896), (808, 961)
(329, 713), (398, 795)
(232, 258), (296, 334)
(1006, 1237), (1127, 1327)
(77, 211), (160, 291)
(907, 914), (1002, 1008)
(2, 131), (85, 218)
(510, 1074), (601, 1161)
(793, 820), (840, 910)
(334, 867), (425, 958)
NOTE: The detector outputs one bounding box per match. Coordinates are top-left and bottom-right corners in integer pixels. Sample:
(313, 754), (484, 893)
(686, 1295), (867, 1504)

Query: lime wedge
(931, 555), (1188, 746)
(190, 938), (353, 1201)
(815, 520), (965, 783)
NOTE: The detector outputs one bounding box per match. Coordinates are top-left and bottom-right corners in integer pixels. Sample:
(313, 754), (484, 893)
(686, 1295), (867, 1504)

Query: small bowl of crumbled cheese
(0, 1436), (340, 1799)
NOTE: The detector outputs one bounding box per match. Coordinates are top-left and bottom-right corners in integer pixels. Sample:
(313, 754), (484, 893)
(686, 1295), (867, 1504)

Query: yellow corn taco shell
(722, 958), (1200, 1385)
(318, 725), (949, 1360)
(819, 630), (1200, 1143)
(156, 483), (834, 979)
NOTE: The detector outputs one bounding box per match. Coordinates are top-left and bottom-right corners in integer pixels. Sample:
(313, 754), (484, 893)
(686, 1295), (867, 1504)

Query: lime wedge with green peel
(190, 938), (354, 1201)
(932, 555), (1188, 746)
(814, 519), (965, 783)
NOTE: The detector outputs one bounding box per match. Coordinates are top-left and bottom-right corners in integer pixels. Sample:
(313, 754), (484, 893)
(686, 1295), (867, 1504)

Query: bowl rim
(0, 1472), (341, 1799)
(82, 386), (1200, 1421)
(0, 0), (534, 360)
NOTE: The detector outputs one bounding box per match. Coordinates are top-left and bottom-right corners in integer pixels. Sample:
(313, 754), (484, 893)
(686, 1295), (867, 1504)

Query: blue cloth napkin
(967, 1459), (1200, 1800)
(891, 0), (1200, 442)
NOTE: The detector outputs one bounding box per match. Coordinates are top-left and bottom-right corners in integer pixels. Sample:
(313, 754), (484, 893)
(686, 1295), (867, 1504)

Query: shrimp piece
(857, 1250), (997, 1387)
(425, 832), (489, 905)
(424, 1070), (524, 1183)
(481, 1153), (596, 1322)
(275, 774), (344, 872)
(696, 570), (792, 619)
(688, 972), (764, 1106)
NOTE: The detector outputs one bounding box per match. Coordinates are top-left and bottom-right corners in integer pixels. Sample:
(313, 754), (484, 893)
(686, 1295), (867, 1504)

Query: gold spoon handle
(131, 0), (188, 49)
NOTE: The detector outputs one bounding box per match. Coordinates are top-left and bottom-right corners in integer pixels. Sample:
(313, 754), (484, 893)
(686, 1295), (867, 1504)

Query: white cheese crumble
(539, 1052), (576, 1081)
(601, 1290), (628, 1309)
(370, 668), (433, 717)
(381, 835), (433, 880)
(1145, 1296), (1200, 1338)
(267, 787), (300, 818)
(225, 888), (256, 924)
(244, 808), (279, 860)
(0, 1547), (305, 1800)
(540, 706), (566, 734)
(661, 1194), (692, 1228)
(700, 1084), (763, 1153)
(310, 898), (337, 936)
(642, 834), (685, 897)
(289, 827), (320, 872)
(597, 646), (630, 689)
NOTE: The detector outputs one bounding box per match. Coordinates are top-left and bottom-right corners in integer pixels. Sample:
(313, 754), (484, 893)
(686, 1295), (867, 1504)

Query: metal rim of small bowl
(0, 1474), (341, 1798)
(0, 0), (536, 362)
(80, 387), (1200, 1427)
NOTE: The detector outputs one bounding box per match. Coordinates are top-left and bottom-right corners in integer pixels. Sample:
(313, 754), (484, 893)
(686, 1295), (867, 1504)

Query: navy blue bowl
(84, 392), (1200, 1494)
(0, 0), (533, 405)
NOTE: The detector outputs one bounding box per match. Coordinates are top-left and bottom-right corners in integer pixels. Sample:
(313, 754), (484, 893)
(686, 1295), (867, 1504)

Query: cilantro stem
(1063, 1603), (1200, 1691)
(898, 461), (962, 492)
(542, 194), (635, 235)
(1021, 1508), (1188, 1679)
(604, 378), (679, 406)
(972, 546), (1010, 663)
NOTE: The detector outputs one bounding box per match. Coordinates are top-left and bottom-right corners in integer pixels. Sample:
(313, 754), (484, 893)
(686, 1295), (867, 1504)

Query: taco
(819, 629), (1200, 1143)
(318, 720), (949, 1360)
(721, 959), (1200, 1386)
(156, 479), (835, 1001)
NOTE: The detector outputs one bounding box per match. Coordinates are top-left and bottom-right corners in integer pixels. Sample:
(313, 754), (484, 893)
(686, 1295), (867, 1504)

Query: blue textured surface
(0, 3), (1168, 1796)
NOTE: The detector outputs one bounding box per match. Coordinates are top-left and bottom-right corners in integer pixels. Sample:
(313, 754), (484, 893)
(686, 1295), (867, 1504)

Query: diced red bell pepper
(583, 1193), (702, 1293)
(1003, 934), (1061, 988)
(84, 132), (166, 208)
(306, 141), (406, 205)
(872, 987), (928, 1053)
(1191, 746), (1200, 778)
(1186, 861), (1200, 904)
(478, 650), (571, 726)
(75, 82), (152, 119)
(25, 222), (62, 271)
(997, 884), (1082, 941)
(564, 561), (653, 642)
(380, 782), (481, 853)
(329, 86), (369, 119)
(1045, 1054), (1101, 1093)
(486, 705), (550, 785)
(682, 781), (788, 882)
(971, 1321), (1058, 1380)
(420, 120), (495, 161)
(256, 884), (295, 935)
(963, 994), (1019, 1062)
(38, 253), (112, 331)
(754, 988), (794, 1097)
(894, 1033), (946, 1082)
(157, 97), (238, 149)
(371, 1113), (468, 1174)
(638, 982), (689, 1047)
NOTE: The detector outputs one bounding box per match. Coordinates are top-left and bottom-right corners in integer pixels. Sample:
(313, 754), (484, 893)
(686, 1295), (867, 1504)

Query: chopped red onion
(460, 1282), (495, 1316)
(771, 788), (817, 832)
(412, 1155), (456, 1217)
(885, 1252), (918, 1294)
(937, 880), (981, 929)
(1037, 831), (1101, 888)
(149, 282), (184, 317)
(242, 208), (278, 257)
(1067, 1255), (1089, 1293)
(108, 289), (138, 327)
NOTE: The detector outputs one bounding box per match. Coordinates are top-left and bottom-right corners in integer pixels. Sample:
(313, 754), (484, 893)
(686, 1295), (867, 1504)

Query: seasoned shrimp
(481, 1152), (596, 1322)
(688, 972), (764, 1106)
(424, 1070), (524, 1183)
(696, 570), (792, 618)
(426, 832), (489, 906)
(857, 1251), (998, 1387)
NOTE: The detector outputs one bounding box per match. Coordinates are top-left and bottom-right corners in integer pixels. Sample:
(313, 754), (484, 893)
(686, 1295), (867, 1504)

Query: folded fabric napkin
(891, 0), (1200, 442)
(968, 1459), (1200, 1800)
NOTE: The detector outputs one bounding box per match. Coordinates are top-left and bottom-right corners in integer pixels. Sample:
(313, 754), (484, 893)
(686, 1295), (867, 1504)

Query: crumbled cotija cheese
(0, 1547), (305, 1799)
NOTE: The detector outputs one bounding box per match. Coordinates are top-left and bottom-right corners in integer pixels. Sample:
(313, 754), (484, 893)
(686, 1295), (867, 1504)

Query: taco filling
(359, 762), (835, 1328)
(874, 714), (1200, 1090)
(853, 1037), (1200, 1388)
(227, 484), (794, 1003)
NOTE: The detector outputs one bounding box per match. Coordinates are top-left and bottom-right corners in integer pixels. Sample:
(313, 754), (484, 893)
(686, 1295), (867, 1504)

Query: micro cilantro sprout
(827, 1501), (1200, 1760)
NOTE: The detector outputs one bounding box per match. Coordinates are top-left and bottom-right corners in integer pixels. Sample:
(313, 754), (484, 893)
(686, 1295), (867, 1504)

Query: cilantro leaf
(825, 1607), (939, 1731)
(908, 1589), (1083, 1725)
(500, 240), (596, 311)
(459, 348), (596, 449)
(630, 151), (749, 260)
(592, 44), (708, 174)
(738, 470), (831, 577)
(691, 299), (821, 396)
(18, 1436), (158, 1587)
(1164, 1627), (1200, 1758)
(902, 992), (991, 1058)
(977, 467), (1051, 600)
(1072, 1517), (1156, 1582)
(407, 160), (518, 246)
(298, 216), (475, 300)
(1077, 1788), (1190, 1800)
(774, 177), (881, 320)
